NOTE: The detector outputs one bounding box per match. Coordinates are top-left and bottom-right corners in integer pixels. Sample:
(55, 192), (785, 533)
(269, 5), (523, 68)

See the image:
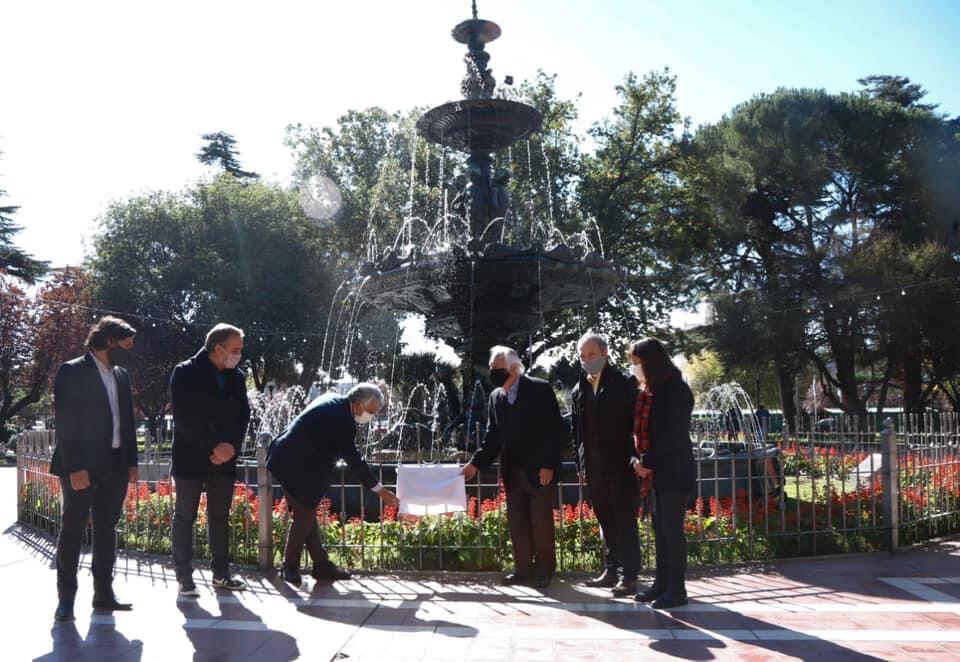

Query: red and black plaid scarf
(634, 386), (654, 498)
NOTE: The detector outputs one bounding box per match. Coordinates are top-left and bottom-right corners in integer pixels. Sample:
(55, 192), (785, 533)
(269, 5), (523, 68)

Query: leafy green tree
(87, 176), (344, 441)
(690, 86), (960, 415)
(197, 131), (259, 179)
(578, 70), (700, 350)
(684, 349), (725, 396)
(286, 108), (419, 261)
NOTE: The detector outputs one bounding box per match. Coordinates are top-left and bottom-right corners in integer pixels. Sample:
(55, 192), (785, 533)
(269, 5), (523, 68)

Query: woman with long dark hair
(629, 338), (695, 608)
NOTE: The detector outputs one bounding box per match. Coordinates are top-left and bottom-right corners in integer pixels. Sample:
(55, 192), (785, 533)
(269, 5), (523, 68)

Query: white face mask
(630, 363), (645, 381)
(354, 411), (375, 425)
(223, 352), (242, 370)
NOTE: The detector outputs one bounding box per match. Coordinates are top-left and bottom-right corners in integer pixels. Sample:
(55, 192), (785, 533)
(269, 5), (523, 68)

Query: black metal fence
(15, 413), (960, 572)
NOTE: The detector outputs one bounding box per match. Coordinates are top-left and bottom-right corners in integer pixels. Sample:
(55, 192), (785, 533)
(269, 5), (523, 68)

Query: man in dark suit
(462, 346), (567, 588)
(571, 331), (640, 597)
(170, 323), (251, 596)
(51, 316), (140, 622)
(267, 383), (399, 586)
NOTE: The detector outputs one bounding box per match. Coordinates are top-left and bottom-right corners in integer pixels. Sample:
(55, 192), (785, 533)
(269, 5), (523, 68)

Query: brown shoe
(611, 579), (637, 597)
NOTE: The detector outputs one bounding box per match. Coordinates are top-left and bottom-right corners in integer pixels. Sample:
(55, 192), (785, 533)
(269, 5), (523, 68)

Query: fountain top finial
(452, 0), (500, 45)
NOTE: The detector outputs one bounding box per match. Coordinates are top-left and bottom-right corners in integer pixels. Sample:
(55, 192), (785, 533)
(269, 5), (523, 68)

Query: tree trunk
(775, 361), (797, 436)
(902, 352), (924, 413)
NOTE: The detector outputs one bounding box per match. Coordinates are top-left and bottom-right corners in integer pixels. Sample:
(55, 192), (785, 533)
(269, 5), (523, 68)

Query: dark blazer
(570, 361), (638, 476)
(469, 375), (567, 487)
(267, 394), (378, 508)
(170, 348), (251, 479)
(51, 353), (138, 480)
(642, 375), (696, 492)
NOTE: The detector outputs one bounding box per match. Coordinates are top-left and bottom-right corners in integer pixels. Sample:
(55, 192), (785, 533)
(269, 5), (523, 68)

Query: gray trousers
(172, 475), (234, 580)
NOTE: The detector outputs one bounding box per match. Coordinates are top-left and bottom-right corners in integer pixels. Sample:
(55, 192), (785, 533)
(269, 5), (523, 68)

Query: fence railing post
(880, 417), (899, 552)
(256, 432), (273, 570)
(15, 433), (25, 517)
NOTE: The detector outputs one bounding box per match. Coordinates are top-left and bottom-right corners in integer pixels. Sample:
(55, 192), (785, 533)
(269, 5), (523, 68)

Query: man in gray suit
(51, 316), (140, 622)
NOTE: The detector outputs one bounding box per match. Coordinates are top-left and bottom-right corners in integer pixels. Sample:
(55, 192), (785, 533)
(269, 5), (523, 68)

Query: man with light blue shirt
(462, 346), (568, 588)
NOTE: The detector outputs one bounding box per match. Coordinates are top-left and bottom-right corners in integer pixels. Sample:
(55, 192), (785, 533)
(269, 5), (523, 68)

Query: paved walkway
(4, 469), (960, 660)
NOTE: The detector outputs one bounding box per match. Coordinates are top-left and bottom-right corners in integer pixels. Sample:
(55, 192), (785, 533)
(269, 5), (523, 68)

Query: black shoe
(212, 576), (247, 591)
(178, 578), (200, 598)
(282, 565), (303, 587)
(584, 570), (618, 588)
(611, 579), (637, 597)
(634, 585), (666, 602)
(92, 592), (133, 611)
(311, 562), (351, 581)
(54, 601), (75, 622)
(528, 575), (551, 589)
(652, 592), (688, 609)
(502, 573), (531, 586)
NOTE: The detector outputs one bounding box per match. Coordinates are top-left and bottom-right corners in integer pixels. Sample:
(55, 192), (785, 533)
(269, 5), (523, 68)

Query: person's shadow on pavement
(177, 596), (300, 662)
(35, 618), (143, 662)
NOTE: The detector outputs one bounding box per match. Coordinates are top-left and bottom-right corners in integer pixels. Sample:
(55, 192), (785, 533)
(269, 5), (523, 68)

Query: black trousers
(652, 488), (690, 596)
(55, 462), (128, 602)
(587, 468), (641, 581)
(504, 468), (556, 579)
(282, 489), (330, 570)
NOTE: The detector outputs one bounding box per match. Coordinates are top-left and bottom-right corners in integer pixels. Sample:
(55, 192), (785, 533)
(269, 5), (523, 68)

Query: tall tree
(578, 69), (700, 352)
(858, 74), (936, 110)
(0, 170), (49, 282)
(690, 87), (960, 416)
(197, 131), (259, 179)
(87, 174), (344, 434)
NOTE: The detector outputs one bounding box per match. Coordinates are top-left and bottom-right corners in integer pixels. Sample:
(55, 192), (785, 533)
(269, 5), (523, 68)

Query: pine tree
(196, 131), (259, 179)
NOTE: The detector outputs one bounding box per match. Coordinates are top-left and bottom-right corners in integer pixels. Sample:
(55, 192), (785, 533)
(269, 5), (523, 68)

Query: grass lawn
(781, 475), (866, 502)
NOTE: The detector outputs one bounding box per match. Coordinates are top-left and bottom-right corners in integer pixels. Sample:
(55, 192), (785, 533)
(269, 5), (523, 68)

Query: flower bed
(16, 449), (960, 571)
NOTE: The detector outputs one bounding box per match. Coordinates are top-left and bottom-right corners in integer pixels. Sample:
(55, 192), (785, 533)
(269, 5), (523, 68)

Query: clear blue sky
(1, 0), (958, 268)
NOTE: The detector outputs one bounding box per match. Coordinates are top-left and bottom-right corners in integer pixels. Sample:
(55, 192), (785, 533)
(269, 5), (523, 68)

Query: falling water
(437, 146), (446, 222)
(339, 277), (371, 372)
(325, 290), (356, 378)
(692, 383), (764, 456)
(246, 386), (309, 450)
(540, 140), (555, 229)
(320, 281), (348, 373)
(407, 131), (418, 237)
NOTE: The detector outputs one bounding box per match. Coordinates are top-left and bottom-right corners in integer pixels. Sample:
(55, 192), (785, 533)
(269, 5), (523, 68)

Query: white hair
(347, 382), (385, 408)
(577, 331), (608, 353)
(488, 345), (525, 373)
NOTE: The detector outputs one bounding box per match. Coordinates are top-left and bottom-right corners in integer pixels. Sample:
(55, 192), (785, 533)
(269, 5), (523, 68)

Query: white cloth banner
(396, 464), (466, 515)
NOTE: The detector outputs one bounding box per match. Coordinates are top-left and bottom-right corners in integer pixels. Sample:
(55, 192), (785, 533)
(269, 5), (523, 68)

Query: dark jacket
(170, 348), (251, 479)
(642, 375), (696, 492)
(469, 375), (567, 487)
(570, 362), (637, 477)
(51, 353), (138, 480)
(267, 394), (378, 508)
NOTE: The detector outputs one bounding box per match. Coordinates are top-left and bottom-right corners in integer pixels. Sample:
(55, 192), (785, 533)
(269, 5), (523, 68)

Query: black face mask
(107, 347), (133, 368)
(489, 368), (509, 388)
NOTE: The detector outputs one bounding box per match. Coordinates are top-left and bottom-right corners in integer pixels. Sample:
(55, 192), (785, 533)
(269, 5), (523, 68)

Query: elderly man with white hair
(571, 331), (641, 597)
(267, 382), (399, 586)
(462, 346), (568, 588)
